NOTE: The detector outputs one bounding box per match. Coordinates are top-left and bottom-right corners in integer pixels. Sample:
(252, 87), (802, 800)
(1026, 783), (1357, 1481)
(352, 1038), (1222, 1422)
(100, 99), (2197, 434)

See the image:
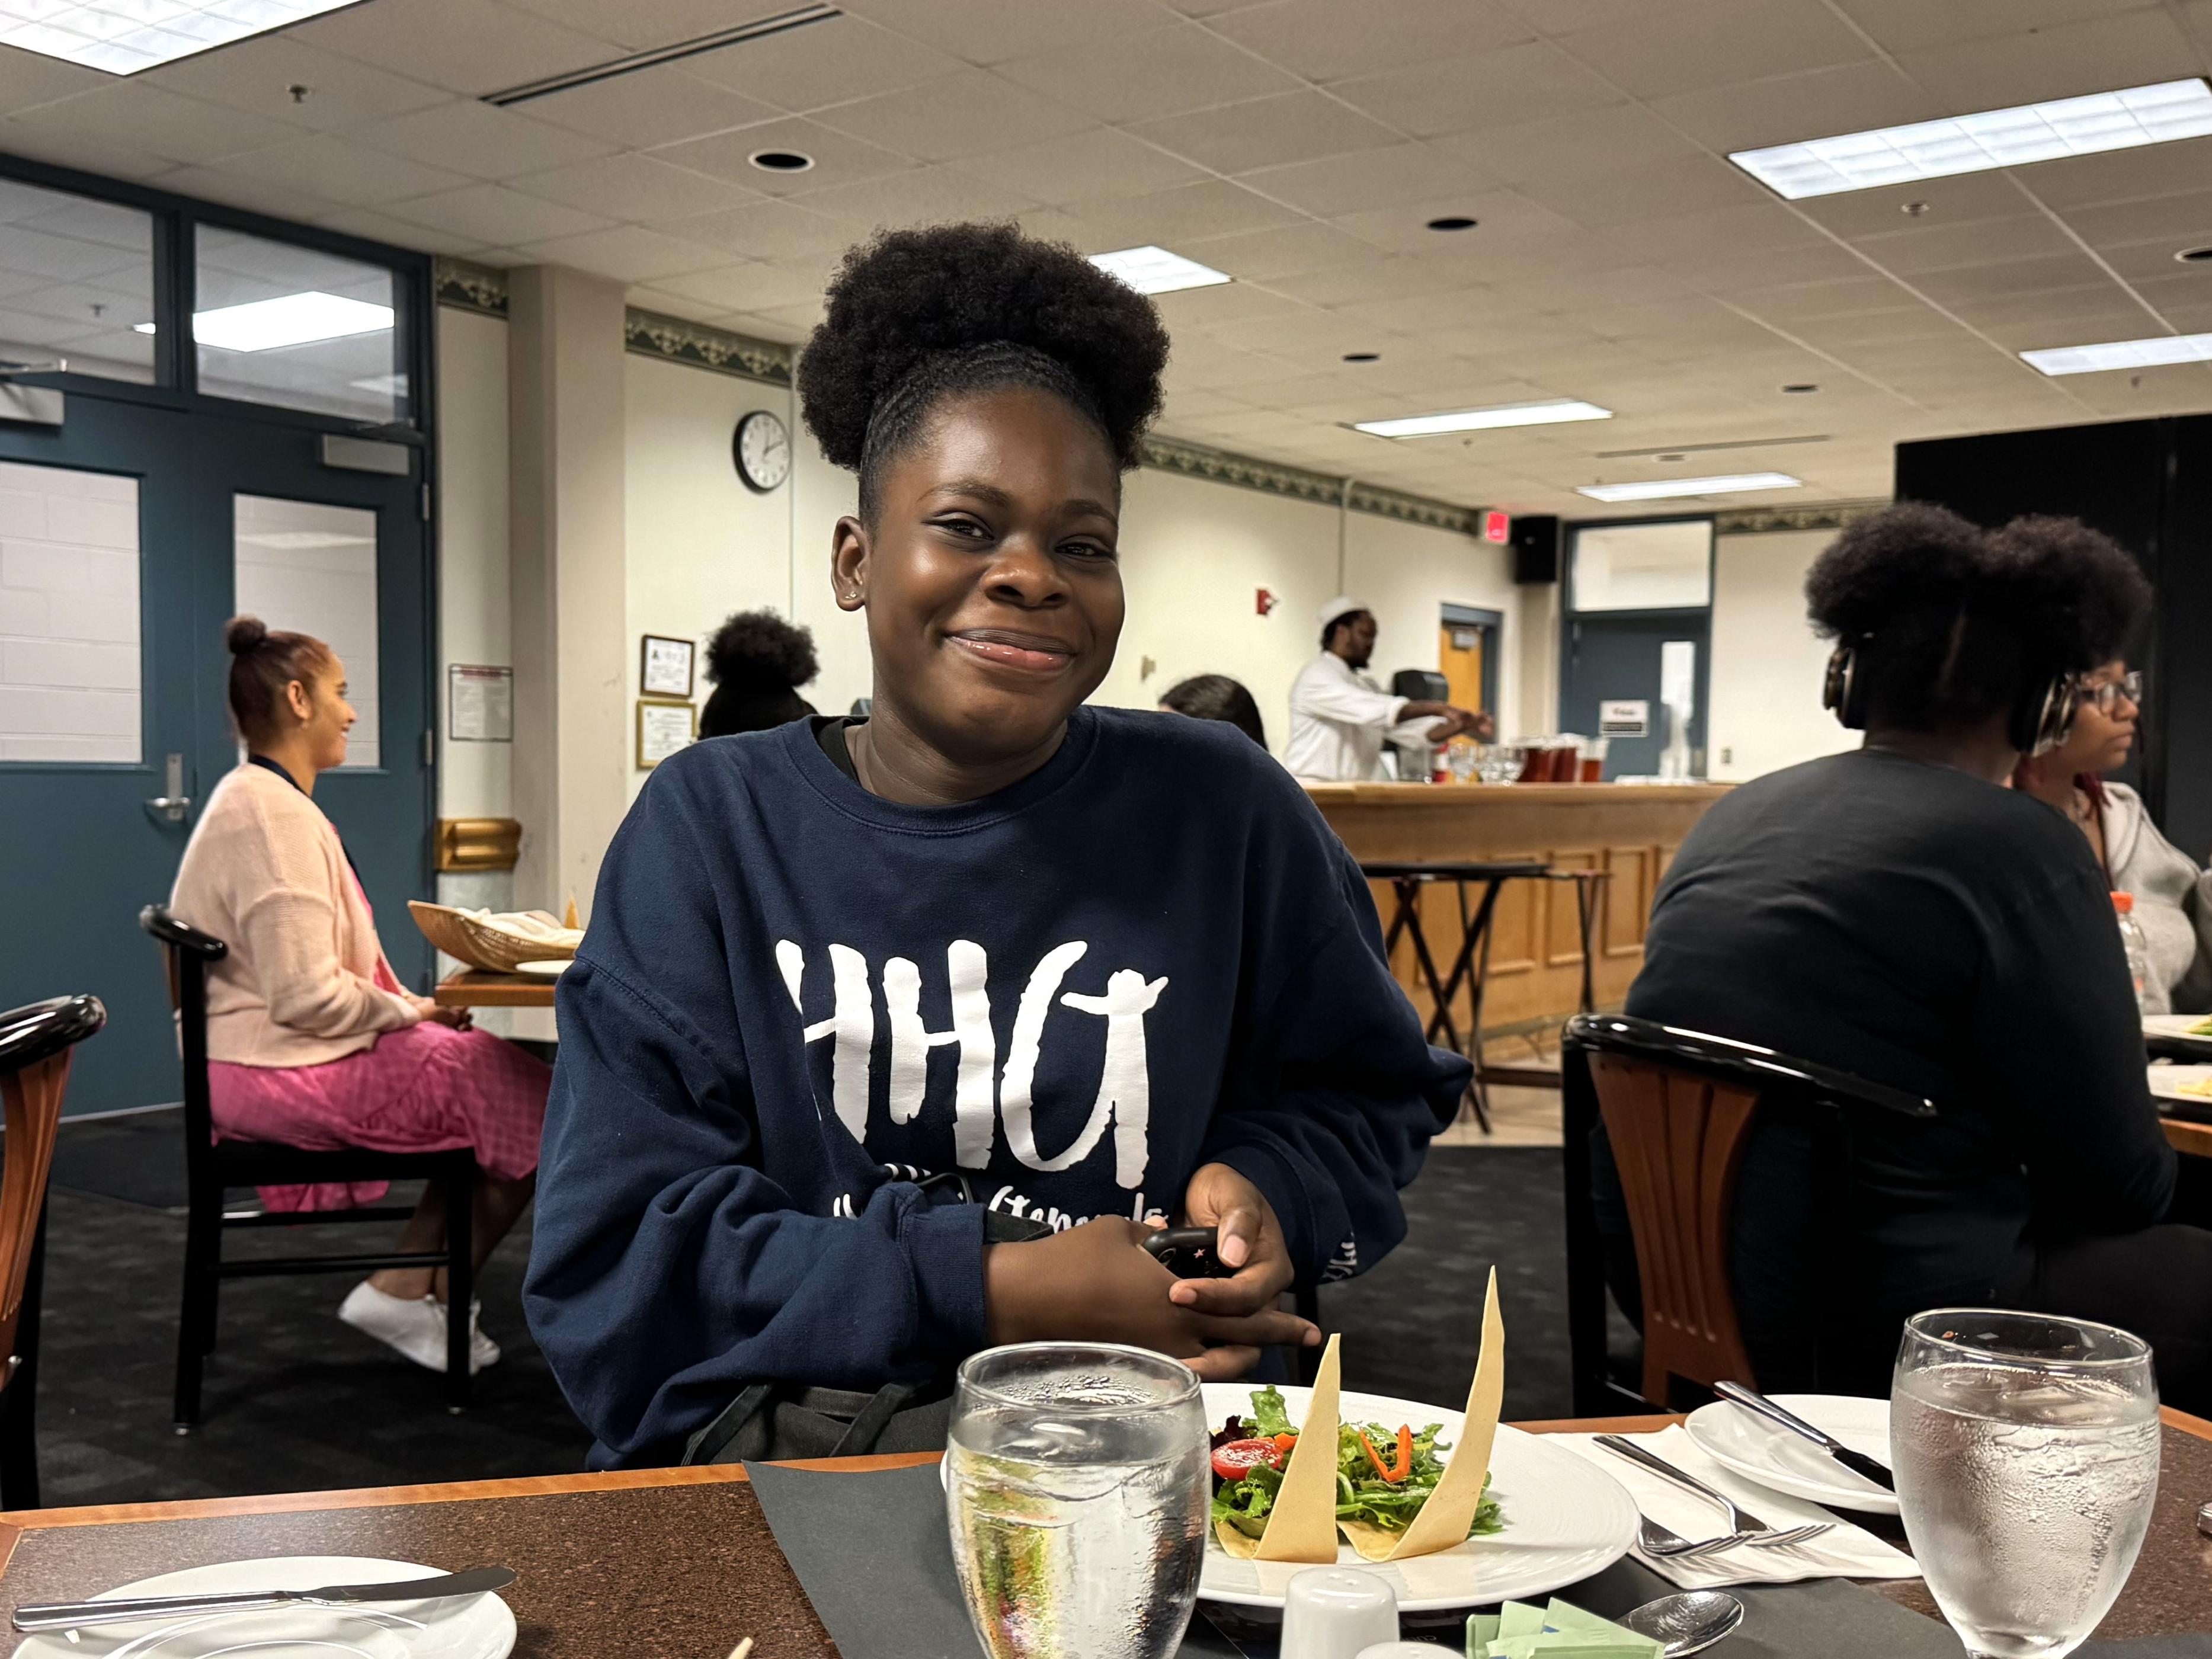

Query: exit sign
(1483, 510), (1510, 543)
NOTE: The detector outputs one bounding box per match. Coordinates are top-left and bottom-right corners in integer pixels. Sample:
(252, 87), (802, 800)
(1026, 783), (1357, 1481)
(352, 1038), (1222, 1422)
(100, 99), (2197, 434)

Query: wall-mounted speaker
(1510, 515), (1560, 585)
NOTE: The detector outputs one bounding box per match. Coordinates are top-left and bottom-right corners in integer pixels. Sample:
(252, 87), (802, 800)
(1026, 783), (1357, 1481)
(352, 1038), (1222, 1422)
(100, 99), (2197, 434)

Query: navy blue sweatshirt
(524, 707), (1467, 1466)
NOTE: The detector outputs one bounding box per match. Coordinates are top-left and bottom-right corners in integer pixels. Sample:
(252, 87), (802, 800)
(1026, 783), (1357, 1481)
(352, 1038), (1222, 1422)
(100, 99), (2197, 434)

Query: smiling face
(286, 653), (357, 773)
(832, 383), (1124, 766)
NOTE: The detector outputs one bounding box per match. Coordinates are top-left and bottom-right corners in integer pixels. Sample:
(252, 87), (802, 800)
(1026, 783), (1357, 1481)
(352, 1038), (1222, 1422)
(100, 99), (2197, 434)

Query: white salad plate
(2147, 1062), (2212, 1105)
(1199, 1383), (1639, 1612)
(10, 1556), (517, 1659)
(1683, 1393), (1897, 1516)
(511, 959), (571, 979)
(2144, 1014), (2212, 1051)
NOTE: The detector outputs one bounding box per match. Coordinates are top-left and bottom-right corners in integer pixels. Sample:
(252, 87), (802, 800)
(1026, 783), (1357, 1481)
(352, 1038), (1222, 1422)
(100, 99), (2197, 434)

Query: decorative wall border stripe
(433, 257), (508, 318)
(624, 309), (792, 386)
(1714, 498), (1887, 536)
(1139, 435), (1483, 534)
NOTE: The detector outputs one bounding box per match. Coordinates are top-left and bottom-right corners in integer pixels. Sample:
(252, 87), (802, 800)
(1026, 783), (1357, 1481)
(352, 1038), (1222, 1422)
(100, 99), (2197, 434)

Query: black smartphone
(1142, 1225), (1228, 1279)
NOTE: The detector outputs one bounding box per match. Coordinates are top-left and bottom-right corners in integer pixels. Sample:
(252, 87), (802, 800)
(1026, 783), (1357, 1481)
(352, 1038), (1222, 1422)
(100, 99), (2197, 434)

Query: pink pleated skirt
(209, 1021), (551, 1213)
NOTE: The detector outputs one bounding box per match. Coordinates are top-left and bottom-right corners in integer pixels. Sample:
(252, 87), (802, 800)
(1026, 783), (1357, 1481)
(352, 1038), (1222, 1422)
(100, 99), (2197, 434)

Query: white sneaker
(338, 1282), (501, 1375)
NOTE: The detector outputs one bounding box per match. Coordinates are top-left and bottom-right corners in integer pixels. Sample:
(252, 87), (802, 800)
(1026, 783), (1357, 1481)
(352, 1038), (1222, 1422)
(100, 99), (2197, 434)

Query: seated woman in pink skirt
(169, 616), (549, 1375)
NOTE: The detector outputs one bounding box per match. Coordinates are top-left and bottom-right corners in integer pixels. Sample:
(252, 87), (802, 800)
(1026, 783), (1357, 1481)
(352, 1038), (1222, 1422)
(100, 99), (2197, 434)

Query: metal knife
(1715, 1381), (1894, 1491)
(13, 1567), (516, 1632)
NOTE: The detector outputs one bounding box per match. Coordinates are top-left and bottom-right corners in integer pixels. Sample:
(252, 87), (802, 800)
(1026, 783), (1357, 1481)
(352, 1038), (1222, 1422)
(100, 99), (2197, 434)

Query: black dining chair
(1560, 1011), (1935, 1414)
(139, 905), (481, 1426)
(0, 993), (105, 1509)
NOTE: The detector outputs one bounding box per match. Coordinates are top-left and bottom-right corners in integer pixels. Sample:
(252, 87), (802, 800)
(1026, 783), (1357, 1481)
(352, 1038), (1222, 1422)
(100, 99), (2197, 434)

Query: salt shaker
(1279, 1567), (1398, 1659)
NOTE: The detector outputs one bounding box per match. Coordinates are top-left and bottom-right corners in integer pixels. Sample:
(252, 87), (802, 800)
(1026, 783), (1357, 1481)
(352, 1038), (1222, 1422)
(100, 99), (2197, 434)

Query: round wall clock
(734, 409), (792, 492)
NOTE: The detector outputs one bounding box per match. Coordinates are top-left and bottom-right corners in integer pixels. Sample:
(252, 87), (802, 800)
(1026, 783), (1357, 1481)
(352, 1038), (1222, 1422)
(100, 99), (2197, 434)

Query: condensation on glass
(0, 460), (142, 763)
(232, 494), (380, 768)
(194, 228), (406, 424)
(0, 178), (157, 385)
(1570, 520), (1714, 612)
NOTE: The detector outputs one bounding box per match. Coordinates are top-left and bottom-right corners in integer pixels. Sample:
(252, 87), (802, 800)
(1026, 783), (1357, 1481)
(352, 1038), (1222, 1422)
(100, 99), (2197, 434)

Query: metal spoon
(1614, 1590), (1746, 1656)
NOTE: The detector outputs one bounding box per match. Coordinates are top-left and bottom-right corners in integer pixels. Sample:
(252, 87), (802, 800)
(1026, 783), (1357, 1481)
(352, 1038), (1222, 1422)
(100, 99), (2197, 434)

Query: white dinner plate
(2147, 1062), (2212, 1104)
(2144, 1014), (2212, 1051)
(1198, 1383), (1639, 1612)
(512, 959), (571, 979)
(1683, 1394), (1897, 1516)
(11, 1556), (517, 1659)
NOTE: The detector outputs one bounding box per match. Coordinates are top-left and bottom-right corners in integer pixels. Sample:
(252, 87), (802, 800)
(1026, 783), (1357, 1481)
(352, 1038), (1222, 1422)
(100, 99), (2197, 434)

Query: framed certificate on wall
(636, 699), (697, 769)
(641, 634), (696, 699)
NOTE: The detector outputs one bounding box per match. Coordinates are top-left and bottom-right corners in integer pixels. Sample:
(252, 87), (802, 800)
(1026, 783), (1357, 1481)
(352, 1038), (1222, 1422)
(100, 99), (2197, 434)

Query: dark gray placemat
(745, 1462), (1240, 1659)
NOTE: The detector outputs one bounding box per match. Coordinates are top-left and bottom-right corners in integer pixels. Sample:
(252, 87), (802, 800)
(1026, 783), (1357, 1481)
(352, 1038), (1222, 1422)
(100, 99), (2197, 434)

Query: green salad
(1208, 1385), (1503, 1544)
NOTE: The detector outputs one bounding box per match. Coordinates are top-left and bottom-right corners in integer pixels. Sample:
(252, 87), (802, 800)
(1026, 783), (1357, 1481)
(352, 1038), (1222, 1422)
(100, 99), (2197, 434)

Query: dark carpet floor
(31, 1115), (1589, 1506)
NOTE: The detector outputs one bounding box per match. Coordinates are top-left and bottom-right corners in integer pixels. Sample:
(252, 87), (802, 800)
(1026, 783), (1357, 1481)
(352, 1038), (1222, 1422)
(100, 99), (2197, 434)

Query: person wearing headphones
(1590, 505), (2212, 1406)
(1283, 597), (1487, 781)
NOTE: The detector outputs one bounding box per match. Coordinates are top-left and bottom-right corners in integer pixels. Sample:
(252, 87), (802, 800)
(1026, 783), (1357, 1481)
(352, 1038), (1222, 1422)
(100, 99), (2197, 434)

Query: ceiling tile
(1179, 221), (1380, 278)
(2057, 188), (2212, 248)
(0, 43), (108, 117)
(136, 40), (441, 132)
(1783, 307), (1967, 349)
(789, 166), (1040, 229)
(520, 68), (780, 151)
(310, 207), (472, 252)
(1236, 144), (1491, 217)
(1433, 104), (1701, 187)
(1128, 91), (1401, 175)
(1265, 254), (1477, 309)
(1649, 61), (1944, 153)
(296, 0), (625, 98)
(1891, 8), (2198, 111)
(2091, 238), (2209, 283)
(1831, 0), (2158, 56)
(995, 25), (1302, 124)
(1330, 41), (1624, 137)
(1326, 188), (1577, 252)
(1788, 171), (2038, 239)
(809, 69), (1092, 161)
(145, 165), (329, 225)
(216, 133), (478, 206)
(2017, 136), (2212, 212)
(514, 225), (729, 281)
(1554, 0), (1872, 100)
(623, 286), (727, 324)
(2128, 271), (2212, 327)
(1204, 0), (1535, 81)
(657, 197), (861, 260)
(498, 0), (814, 49)
(1513, 153), (1767, 230)
(1997, 306), (2176, 349)
(1852, 214), (2084, 275)
(348, 100), (616, 181)
(646, 261), (825, 312)
(655, 118), (914, 195)
(385, 182), (616, 242)
(952, 129), (1210, 204)
(511, 154), (761, 221)
(1061, 180), (1302, 246)
(1908, 251), (2118, 305)
(683, 15), (965, 109)
(1941, 283), (2137, 329)
(837, 0), (1183, 66)
(1149, 282), (1314, 328)
(0, 120), (170, 180)
(1727, 274), (1920, 322)
(1600, 202), (1827, 265)
(9, 85), (303, 166)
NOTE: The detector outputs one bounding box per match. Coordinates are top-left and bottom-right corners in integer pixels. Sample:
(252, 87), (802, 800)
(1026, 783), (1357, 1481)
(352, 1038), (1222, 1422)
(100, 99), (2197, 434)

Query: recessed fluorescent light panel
(1087, 246), (1231, 296)
(1355, 398), (1613, 438)
(136, 293), (396, 353)
(1731, 78), (2212, 199)
(2020, 331), (2212, 376)
(0, 0), (363, 75)
(1579, 472), (1802, 502)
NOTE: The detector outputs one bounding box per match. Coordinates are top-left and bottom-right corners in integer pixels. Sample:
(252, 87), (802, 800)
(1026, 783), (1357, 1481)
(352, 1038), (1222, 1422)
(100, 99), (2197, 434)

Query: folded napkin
(1551, 1426), (1918, 1590)
(1469, 1597), (1660, 1658)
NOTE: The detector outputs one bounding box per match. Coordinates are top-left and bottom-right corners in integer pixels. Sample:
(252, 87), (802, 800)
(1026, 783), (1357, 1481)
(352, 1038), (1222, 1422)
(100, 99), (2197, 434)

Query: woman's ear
(831, 515), (869, 613)
(284, 678), (314, 725)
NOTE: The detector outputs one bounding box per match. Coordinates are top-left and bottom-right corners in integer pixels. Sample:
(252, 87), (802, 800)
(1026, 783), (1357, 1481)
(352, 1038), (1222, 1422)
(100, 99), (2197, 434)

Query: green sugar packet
(1465, 1598), (1661, 1659)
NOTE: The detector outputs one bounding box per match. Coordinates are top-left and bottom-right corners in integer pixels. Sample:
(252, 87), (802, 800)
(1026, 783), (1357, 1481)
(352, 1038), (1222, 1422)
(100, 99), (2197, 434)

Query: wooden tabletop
(433, 969), (559, 1010)
(8, 1412), (2211, 1654)
(2166, 1115), (2212, 1160)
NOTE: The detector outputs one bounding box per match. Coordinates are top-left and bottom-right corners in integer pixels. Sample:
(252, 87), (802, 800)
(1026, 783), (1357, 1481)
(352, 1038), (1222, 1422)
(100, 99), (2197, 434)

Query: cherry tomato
(1211, 1438), (1284, 1482)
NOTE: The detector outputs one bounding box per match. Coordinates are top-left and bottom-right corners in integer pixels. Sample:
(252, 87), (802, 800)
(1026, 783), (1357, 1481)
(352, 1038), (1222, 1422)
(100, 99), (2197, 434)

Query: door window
(193, 228), (404, 423)
(0, 460), (140, 762)
(1570, 520), (1712, 611)
(0, 177), (157, 385)
(233, 494), (380, 768)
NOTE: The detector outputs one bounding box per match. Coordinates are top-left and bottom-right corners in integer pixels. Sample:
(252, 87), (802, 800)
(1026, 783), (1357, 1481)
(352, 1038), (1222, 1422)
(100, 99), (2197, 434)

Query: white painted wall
(435, 306), (511, 821)
(1345, 507), (1521, 738)
(1707, 527), (1858, 782)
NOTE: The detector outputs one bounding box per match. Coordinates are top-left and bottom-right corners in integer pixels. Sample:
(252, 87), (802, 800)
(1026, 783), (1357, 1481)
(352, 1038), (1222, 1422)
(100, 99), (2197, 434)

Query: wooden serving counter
(1306, 782), (1731, 1040)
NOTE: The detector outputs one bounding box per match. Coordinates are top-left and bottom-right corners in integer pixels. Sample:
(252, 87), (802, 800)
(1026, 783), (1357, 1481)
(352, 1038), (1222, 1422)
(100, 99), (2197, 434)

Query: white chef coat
(1283, 652), (1444, 781)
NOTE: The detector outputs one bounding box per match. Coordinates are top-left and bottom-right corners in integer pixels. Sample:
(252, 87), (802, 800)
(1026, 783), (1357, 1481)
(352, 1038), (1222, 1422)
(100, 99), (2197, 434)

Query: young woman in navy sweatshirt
(525, 223), (1471, 1467)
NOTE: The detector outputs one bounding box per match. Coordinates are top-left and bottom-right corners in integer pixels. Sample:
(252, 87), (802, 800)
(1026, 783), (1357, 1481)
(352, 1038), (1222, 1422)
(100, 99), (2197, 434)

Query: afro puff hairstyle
(1805, 502), (2149, 734)
(699, 610), (819, 740)
(795, 222), (1170, 520)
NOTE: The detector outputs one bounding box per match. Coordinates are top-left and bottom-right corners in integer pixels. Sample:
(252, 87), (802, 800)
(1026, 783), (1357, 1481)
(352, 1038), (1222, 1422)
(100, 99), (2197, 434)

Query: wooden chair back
(0, 996), (105, 1386)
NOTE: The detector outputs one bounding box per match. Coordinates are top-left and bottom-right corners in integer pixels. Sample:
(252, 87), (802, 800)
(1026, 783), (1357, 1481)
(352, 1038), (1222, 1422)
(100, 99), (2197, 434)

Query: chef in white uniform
(1283, 596), (1487, 782)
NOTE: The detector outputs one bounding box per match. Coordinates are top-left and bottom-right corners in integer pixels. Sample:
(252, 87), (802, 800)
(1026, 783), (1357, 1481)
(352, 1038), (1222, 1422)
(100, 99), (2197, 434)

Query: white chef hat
(1318, 595), (1371, 629)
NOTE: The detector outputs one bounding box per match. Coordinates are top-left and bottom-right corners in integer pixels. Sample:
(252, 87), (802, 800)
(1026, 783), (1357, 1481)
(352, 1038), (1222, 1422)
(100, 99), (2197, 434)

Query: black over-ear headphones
(1823, 637), (2080, 757)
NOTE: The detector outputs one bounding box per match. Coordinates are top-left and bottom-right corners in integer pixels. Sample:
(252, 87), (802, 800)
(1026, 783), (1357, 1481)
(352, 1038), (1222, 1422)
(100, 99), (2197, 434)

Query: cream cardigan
(169, 762), (422, 1067)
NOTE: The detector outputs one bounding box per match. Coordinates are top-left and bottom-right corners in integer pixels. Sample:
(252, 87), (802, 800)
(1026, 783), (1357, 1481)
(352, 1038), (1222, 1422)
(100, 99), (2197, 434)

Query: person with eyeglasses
(2013, 664), (2212, 1013)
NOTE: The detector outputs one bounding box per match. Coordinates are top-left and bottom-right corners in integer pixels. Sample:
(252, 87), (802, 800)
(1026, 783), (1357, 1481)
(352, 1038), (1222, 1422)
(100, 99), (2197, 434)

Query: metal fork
(1596, 1435), (1834, 1556)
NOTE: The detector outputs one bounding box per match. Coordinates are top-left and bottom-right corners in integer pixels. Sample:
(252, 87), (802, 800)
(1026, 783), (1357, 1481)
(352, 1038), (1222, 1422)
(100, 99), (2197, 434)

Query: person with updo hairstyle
(1160, 673), (1267, 750)
(527, 223), (1465, 1467)
(168, 617), (549, 1377)
(697, 610), (820, 739)
(1589, 505), (2212, 1405)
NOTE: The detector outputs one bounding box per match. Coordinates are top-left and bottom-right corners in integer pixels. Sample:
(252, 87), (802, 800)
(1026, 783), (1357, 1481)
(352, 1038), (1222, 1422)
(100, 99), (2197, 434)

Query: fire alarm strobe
(1256, 588), (1278, 616)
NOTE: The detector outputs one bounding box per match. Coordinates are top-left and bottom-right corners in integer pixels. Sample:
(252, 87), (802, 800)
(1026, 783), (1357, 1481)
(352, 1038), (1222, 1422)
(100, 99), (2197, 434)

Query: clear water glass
(946, 1343), (1209, 1659)
(1891, 1309), (2162, 1659)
